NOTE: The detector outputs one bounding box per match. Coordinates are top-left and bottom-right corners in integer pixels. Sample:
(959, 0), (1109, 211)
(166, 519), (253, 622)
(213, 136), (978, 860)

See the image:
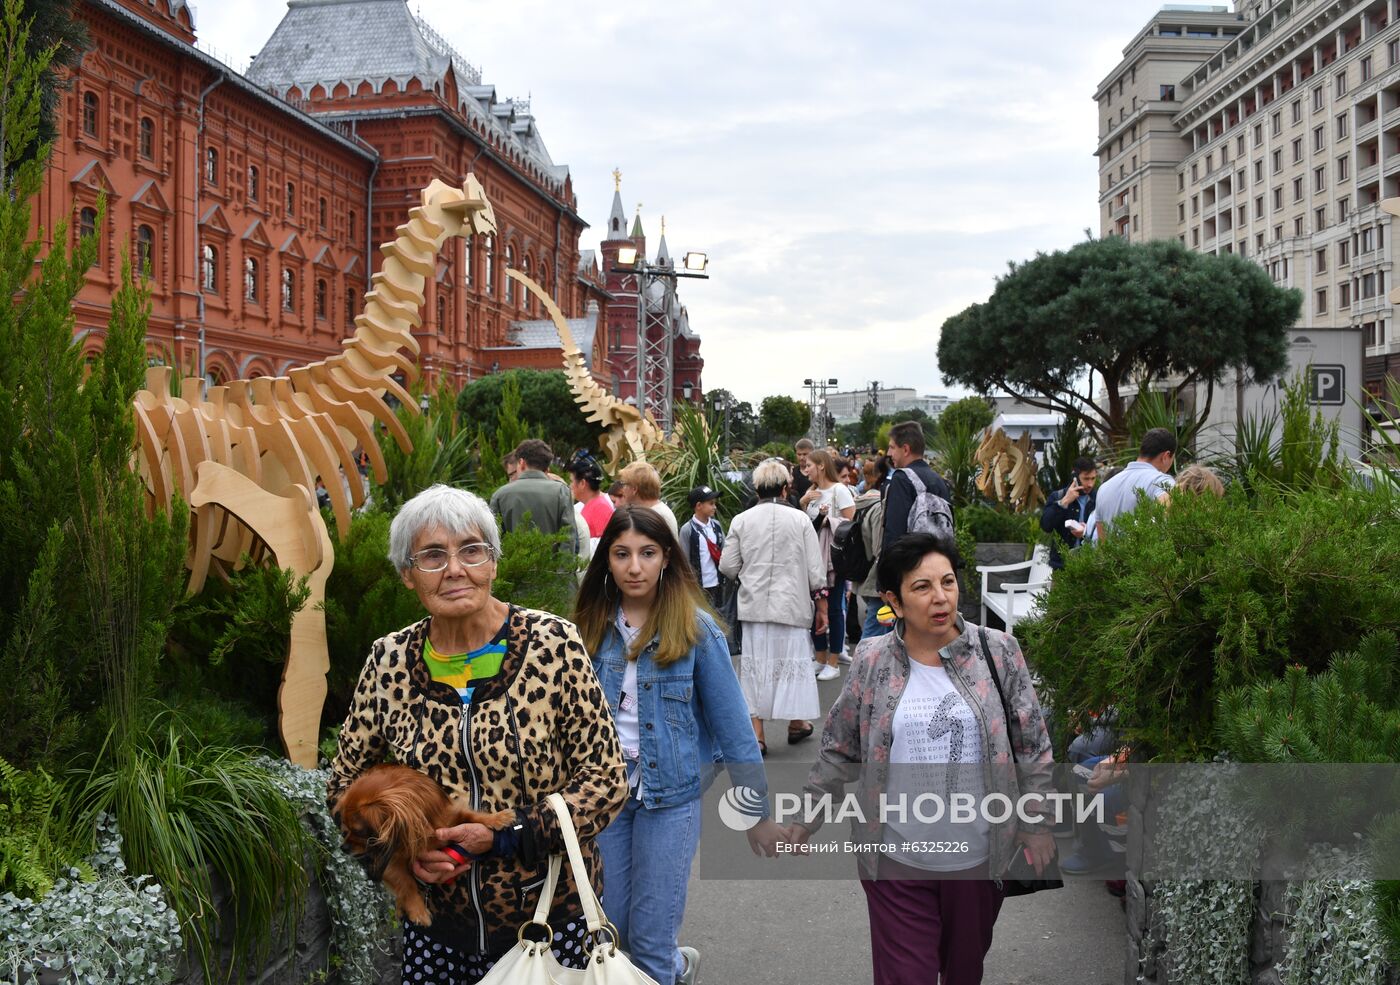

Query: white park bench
(977, 544), (1053, 633)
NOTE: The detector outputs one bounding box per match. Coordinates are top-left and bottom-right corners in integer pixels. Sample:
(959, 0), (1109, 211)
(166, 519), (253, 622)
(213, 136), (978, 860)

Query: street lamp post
(612, 246), (709, 435)
(803, 377), (839, 447)
(712, 392), (733, 451)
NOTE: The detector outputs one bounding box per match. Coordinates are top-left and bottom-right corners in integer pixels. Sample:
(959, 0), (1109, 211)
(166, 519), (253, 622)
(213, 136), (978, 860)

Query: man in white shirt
(681, 485), (726, 611)
(1090, 428), (1177, 542)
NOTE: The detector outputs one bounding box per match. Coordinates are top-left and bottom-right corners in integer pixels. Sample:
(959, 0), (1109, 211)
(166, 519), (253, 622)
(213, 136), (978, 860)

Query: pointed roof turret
(656, 215), (671, 265)
(630, 211), (645, 240)
(606, 168), (628, 242)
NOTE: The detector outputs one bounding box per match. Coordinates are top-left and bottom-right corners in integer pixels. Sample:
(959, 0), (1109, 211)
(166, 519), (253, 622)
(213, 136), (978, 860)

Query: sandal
(787, 722), (814, 745)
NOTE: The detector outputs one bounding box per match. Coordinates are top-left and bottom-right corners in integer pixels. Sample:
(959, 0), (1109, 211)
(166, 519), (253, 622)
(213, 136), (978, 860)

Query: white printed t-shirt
(884, 660), (990, 870)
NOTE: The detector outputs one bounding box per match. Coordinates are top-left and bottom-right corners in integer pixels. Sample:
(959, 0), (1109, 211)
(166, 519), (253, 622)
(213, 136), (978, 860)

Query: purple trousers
(860, 855), (1003, 985)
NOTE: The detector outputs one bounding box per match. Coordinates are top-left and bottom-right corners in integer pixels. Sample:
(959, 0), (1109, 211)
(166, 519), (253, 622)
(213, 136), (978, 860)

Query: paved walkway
(678, 666), (1127, 984)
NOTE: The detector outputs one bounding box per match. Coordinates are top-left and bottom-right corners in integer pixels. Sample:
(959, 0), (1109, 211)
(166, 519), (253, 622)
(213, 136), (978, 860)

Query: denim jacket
(592, 608), (767, 810)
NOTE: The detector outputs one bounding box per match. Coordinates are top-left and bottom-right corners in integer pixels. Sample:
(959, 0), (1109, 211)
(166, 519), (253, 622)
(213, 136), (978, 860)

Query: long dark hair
(574, 506), (709, 667)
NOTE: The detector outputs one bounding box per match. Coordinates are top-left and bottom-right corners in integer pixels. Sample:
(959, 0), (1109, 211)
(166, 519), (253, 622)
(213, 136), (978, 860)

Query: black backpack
(831, 501), (878, 585)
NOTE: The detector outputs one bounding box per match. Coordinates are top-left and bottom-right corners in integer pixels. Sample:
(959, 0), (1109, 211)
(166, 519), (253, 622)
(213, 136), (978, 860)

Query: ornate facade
(40, 0), (646, 390)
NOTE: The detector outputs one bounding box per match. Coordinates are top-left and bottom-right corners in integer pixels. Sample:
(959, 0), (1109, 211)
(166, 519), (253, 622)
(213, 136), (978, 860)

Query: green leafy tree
(471, 373), (534, 494)
(937, 236), (1301, 452)
(458, 369), (601, 464)
(758, 395), (810, 444)
(1, 0), (85, 173)
(936, 396), (994, 438)
(372, 381), (473, 513)
(703, 388), (755, 449)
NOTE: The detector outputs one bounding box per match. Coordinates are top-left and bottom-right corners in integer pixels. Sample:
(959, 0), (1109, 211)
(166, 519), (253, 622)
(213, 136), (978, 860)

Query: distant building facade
(825, 386), (951, 423)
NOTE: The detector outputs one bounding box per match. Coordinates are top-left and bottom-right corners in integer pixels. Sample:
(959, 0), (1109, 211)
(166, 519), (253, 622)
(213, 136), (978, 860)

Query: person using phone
(1039, 456), (1099, 570)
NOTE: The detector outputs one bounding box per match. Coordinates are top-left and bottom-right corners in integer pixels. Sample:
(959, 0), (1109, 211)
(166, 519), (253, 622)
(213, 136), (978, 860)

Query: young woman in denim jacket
(574, 505), (782, 985)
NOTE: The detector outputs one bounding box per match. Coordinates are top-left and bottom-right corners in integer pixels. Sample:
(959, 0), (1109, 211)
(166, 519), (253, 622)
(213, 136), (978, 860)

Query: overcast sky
(193, 0), (1172, 407)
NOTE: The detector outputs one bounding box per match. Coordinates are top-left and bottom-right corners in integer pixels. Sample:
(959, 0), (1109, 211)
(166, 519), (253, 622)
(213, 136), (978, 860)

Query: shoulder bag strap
(977, 628), (1018, 765)
(545, 792), (604, 933)
(531, 854), (563, 925)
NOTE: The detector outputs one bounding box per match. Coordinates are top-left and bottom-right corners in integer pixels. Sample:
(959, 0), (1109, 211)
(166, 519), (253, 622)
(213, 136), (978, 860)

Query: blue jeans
(597, 796), (702, 985)
(812, 578), (847, 653)
(862, 595), (892, 640)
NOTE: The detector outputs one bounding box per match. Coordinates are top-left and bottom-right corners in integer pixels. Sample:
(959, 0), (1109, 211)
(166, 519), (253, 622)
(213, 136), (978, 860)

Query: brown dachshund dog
(335, 764), (515, 925)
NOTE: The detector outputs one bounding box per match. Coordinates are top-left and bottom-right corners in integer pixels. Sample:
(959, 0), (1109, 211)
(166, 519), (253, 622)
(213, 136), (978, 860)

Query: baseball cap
(687, 485), (720, 507)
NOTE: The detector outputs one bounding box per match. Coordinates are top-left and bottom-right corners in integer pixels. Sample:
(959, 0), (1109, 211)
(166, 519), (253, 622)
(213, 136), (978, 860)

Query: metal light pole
(612, 247), (709, 435)
(712, 392), (733, 451)
(803, 377), (838, 446)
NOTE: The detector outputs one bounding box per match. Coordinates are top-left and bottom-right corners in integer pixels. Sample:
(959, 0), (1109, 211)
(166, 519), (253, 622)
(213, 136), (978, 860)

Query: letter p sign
(1309, 365), (1345, 405)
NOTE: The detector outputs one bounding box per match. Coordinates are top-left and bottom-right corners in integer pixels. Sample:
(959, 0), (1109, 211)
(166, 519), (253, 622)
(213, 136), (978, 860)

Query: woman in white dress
(719, 459), (826, 754)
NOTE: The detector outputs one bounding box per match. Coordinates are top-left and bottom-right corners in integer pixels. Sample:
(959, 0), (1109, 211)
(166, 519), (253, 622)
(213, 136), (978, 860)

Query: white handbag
(478, 792), (659, 985)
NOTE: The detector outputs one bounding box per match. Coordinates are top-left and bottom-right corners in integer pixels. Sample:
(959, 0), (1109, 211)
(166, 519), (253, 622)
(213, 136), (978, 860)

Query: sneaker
(678, 945), (700, 985)
(838, 646), (854, 665)
(816, 664), (841, 682)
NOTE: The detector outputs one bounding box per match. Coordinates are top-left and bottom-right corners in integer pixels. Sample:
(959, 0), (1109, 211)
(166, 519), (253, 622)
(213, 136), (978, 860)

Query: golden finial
(612, 168), (621, 190)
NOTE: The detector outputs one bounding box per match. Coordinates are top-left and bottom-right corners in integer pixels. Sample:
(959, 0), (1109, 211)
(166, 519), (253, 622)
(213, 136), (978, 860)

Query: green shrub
(373, 383), (474, 514)
(960, 503), (1032, 544)
(495, 525), (579, 618)
(1019, 487), (1400, 761)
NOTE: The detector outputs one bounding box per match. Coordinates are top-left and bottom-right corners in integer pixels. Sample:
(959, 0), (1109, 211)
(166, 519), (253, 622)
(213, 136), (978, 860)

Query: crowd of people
(326, 420), (1220, 985)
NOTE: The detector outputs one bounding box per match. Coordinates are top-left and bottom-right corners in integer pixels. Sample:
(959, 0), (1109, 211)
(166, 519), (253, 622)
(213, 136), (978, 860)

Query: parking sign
(1309, 365), (1345, 405)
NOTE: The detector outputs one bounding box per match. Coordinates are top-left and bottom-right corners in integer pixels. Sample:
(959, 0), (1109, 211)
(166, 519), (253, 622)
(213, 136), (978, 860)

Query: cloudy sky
(195, 0), (1173, 406)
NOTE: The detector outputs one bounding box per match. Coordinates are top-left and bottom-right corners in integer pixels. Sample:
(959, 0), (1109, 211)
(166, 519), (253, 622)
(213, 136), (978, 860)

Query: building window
(1313, 85), (1325, 111)
(201, 244), (217, 292)
(1292, 98), (1302, 123)
(1272, 149), (1283, 173)
(1253, 159), (1263, 181)
(136, 224), (154, 276)
(1315, 205), (1327, 229)
(1314, 165), (1326, 192)
(1236, 135), (1245, 156)
(1362, 271), (1378, 298)
(1273, 186), (1284, 210)
(1316, 247), (1328, 273)
(1336, 113), (1348, 139)
(1192, 194), (1200, 215)
(1293, 176), (1304, 201)
(1339, 238), (1351, 264)
(282, 268), (297, 312)
(285, 182), (295, 217)
(505, 245), (516, 303)
(1314, 125), (1325, 151)
(1179, 203), (1187, 222)
(245, 257), (259, 302)
(484, 235), (495, 294)
(1256, 232), (1265, 251)
(1391, 38), (1400, 66)
(248, 166), (259, 202)
(1273, 224), (1283, 242)
(1292, 137), (1303, 163)
(318, 197), (327, 230)
(1192, 228), (1200, 246)
(1255, 195), (1265, 219)
(1336, 72), (1348, 98)
(1253, 123), (1263, 146)
(1192, 162), (1199, 182)
(436, 295), (445, 331)
(1362, 55), (1373, 82)
(205, 147), (218, 185)
(1271, 111), (1282, 136)
(315, 278), (327, 319)
(1316, 288), (1328, 314)
(1362, 226), (1377, 253)
(1338, 155), (1350, 180)
(346, 289), (356, 327)
(1178, 172), (1185, 191)
(348, 209), (357, 242)
(138, 117), (154, 159)
(77, 207), (98, 266)
(1294, 215), (1305, 235)
(464, 237), (473, 287)
(1340, 281), (1352, 308)
(81, 92), (98, 136)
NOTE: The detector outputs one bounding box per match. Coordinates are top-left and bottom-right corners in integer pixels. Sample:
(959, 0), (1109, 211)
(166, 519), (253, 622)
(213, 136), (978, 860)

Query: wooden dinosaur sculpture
(506, 268), (667, 468)
(134, 175), (496, 767)
(975, 427), (1045, 513)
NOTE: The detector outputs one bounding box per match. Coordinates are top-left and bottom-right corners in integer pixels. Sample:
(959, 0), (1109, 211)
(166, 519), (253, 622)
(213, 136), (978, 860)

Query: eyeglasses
(410, 543), (495, 572)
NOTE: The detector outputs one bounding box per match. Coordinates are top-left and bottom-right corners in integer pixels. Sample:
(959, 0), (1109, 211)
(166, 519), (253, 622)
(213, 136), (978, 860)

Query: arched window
(463, 237), (473, 287)
(318, 197), (327, 229)
(136, 224), (155, 277)
(484, 235), (495, 295)
(78, 207), (98, 267)
(82, 92), (98, 136)
(245, 257), (259, 302)
(138, 117), (154, 159)
(247, 165), (259, 202)
(522, 256), (532, 312)
(204, 147), (218, 185)
(315, 278), (327, 319)
(201, 244), (218, 292)
(282, 268), (296, 312)
(349, 209), (357, 242)
(285, 182), (295, 217)
(504, 245), (515, 303)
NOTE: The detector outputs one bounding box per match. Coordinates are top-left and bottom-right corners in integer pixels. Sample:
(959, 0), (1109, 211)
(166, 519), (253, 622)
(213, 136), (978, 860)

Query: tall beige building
(1097, 0), (1394, 434)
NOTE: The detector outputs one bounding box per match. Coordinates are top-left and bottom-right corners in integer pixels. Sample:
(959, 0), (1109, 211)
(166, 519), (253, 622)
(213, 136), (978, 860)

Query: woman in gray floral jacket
(788, 532), (1056, 985)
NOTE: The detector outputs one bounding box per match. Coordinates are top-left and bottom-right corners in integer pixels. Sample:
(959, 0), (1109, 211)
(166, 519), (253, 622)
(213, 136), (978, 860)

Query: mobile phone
(1071, 763), (1095, 782)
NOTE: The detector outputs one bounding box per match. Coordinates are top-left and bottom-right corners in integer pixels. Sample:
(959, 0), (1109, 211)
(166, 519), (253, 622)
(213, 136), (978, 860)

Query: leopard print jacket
(328, 607), (627, 955)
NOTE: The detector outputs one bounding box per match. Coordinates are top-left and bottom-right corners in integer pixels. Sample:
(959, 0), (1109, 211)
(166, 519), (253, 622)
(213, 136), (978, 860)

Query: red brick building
(41, 0), (646, 390)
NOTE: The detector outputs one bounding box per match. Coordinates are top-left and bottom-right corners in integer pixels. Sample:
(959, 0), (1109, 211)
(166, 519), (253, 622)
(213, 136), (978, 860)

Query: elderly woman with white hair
(719, 459), (826, 755)
(327, 483), (627, 985)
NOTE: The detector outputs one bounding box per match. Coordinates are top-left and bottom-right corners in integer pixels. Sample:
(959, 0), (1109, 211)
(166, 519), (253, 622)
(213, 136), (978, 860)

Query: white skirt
(740, 621), (821, 721)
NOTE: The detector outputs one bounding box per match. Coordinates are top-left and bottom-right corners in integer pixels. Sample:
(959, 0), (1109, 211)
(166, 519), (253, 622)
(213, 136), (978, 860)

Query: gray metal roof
(493, 302), (600, 367)
(247, 0), (567, 189)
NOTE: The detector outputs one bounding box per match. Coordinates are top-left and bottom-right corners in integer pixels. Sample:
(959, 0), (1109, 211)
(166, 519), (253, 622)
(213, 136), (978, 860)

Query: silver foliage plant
(1279, 847), (1389, 985)
(0, 814), (183, 985)
(257, 757), (396, 985)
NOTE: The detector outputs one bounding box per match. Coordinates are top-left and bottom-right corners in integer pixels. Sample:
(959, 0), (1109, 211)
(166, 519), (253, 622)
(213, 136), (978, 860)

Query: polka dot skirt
(401, 920), (591, 984)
